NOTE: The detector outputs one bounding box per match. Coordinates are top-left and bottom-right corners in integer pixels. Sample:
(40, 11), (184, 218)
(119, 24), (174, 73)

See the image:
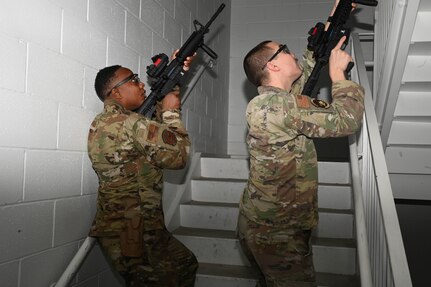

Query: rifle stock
(135, 3), (225, 117)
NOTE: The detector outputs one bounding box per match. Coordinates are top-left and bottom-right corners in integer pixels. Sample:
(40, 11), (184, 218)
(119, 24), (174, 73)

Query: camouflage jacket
(87, 99), (190, 235)
(240, 49), (365, 230)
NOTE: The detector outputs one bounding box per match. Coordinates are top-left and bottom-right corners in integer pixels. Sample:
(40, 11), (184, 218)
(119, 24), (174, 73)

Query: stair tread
(186, 200), (238, 208)
(173, 226), (356, 247)
(197, 263), (359, 287)
(183, 201), (353, 214)
(198, 262), (257, 279)
(201, 155), (350, 164)
(174, 226), (237, 239)
(193, 177), (352, 186)
(194, 177), (248, 182)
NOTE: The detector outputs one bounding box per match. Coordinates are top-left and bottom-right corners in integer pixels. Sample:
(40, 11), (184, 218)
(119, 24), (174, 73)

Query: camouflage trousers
(98, 228), (198, 287)
(237, 214), (316, 287)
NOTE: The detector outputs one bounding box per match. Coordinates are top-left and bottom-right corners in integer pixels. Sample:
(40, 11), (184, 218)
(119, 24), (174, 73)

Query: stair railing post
(349, 134), (373, 287)
(53, 236), (96, 287)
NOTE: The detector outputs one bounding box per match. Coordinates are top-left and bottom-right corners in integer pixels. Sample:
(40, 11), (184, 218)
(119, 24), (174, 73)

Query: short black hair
(243, 41), (273, 87)
(94, 65), (122, 102)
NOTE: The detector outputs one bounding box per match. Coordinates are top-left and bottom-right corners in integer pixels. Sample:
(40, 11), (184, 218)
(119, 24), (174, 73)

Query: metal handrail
(351, 33), (412, 287)
(349, 34), (372, 287)
(52, 237), (96, 287)
(349, 134), (373, 287)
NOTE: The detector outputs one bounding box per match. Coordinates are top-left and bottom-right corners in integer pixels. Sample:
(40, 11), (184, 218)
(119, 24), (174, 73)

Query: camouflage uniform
(87, 99), (198, 286)
(238, 49), (365, 286)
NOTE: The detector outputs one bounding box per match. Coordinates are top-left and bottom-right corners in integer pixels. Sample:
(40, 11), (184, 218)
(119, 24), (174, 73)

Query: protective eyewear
(261, 44), (290, 70)
(108, 73), (141, 96)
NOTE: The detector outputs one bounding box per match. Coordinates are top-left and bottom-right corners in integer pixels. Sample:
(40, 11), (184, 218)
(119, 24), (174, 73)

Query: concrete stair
(172, 156), (359, 286)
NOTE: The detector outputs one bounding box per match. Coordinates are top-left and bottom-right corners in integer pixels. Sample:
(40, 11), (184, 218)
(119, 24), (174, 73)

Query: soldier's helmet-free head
(243, 40), (273, 87)
(244, 41), (301, 88)
(95, 65), (122, 102)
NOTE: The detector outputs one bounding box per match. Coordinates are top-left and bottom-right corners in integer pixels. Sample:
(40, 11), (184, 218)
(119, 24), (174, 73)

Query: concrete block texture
(0, 261), (19, 287)
(24, 150), (83, 201)
(0, 202), (54, 263)
(0, 90), (58, 149)
(54, 195), (97, 246)
(0, 34), (27, 93)
(0, 0), (62, 52)
(62, 14), (108, 69)
(89, 0), (126, 42)
(27, 43), (85, 107)
(20, 243), (78, 287)
(0, 148), (24, 205)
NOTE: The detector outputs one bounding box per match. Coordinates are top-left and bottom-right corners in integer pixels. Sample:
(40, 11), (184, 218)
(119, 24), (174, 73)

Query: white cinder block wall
(228, 0), (376, 156)
(0, 0), (230, 286)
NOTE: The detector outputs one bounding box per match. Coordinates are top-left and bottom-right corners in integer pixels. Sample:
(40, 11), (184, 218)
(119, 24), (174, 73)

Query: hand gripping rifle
(135, 3), (226, 118)
(301, 0), (378, 97)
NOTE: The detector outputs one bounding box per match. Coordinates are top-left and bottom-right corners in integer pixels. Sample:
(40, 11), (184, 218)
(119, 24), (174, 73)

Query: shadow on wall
(348, 8), (375, 31)
(242, 79), (257, 103)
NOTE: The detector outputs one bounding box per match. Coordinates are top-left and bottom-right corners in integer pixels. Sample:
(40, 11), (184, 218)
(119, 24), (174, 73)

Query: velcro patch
(311, 99), (330, 109)
(147, 124), (159, 143)
(162, 130), (177, 146)
(296, 95), (310, 109)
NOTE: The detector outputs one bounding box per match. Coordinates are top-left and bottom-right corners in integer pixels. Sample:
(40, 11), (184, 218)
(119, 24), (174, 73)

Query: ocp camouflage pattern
(240, 49), (365, 230)
(87, 99), (190, 235)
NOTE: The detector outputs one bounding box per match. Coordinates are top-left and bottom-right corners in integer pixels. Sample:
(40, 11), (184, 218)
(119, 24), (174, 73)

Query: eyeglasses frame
(261, 44), (290, 70)
(107, 73), (141, 97)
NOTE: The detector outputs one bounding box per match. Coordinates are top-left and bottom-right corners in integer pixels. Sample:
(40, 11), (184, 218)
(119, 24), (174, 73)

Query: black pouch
(120, 215), (144, 257)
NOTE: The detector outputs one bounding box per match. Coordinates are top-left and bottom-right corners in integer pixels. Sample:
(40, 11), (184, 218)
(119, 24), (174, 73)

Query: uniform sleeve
(130, 110), (190, 169)
(290, 49), (315, 96)
(286, 80), (365, 138)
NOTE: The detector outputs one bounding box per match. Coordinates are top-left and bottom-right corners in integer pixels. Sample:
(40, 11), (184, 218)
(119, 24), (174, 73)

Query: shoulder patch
(147, 124), (159, 143)
(296, 95), (310, 109)
(311, 99), (330, 109)
(162, 130), (177, 146)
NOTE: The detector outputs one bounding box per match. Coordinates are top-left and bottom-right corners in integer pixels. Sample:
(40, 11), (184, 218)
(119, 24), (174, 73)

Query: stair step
(191, 178), (246, 204)
(191, 178), (352, 210)
(174, 227), (248, 266)
(180, 201), (353, 239)
(173, 227), (356, 275)
(200, 157), (351, 185)
(196, 263), (257, 287)
(201, 158), (249, 179)
(196, 263), (359, 287)
(318, 184), (352, 210)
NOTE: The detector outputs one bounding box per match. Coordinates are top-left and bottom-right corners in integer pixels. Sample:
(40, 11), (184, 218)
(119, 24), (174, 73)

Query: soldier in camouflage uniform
(237, 1), (365, 286)
(87, 55), (198, 286)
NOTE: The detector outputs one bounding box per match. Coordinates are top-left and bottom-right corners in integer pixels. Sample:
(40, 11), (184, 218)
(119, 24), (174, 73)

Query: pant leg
(237, 214), (316, 287)
(98, 229), (198, 287)
(136, 229), (198, 287)
(237, 214), (267, 287)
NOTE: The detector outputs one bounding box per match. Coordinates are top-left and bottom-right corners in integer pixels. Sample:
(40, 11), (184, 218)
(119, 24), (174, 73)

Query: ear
(266, 61), (280, 72)
(111, 88), (123, 100)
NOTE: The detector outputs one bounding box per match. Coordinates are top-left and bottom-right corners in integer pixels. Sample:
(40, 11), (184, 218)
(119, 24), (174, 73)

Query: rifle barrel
(204, 4), (226, 30)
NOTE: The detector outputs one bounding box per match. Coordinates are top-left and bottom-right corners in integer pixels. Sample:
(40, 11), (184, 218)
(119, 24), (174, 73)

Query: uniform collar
(103, 98), (127, 113)
(257, 85), (288, 95)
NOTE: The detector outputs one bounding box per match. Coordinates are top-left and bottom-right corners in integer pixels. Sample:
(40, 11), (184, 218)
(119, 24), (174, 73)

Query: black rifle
(302, 0), (378, 97)
(135, 3), (225, 118)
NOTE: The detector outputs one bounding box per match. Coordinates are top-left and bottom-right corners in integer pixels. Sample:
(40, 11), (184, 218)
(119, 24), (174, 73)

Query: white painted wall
(228, 0), (376, 156)
(0, 0), (230, 286)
